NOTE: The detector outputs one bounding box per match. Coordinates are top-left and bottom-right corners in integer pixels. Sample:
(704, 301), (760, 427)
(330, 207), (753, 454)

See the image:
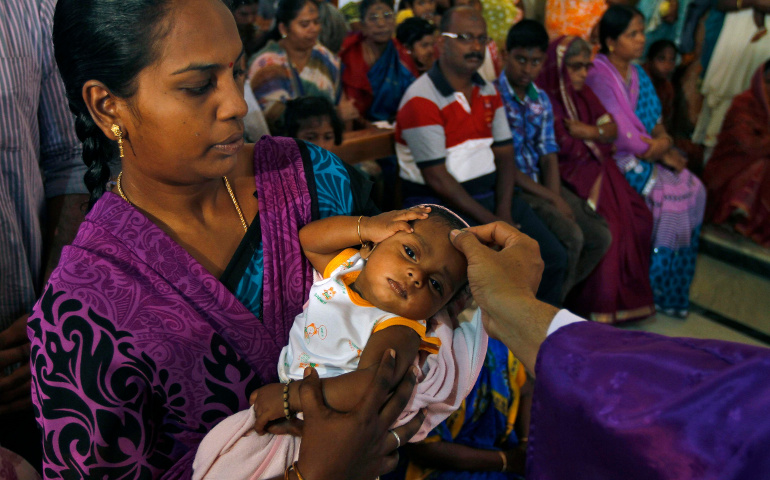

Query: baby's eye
(404, 245), (416, 260)
(430, 278), (443, 295)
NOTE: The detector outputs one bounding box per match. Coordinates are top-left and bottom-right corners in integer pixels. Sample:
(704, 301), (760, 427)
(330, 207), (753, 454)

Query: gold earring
(111, 124), (124, 158)
(609, 45), (615, 53)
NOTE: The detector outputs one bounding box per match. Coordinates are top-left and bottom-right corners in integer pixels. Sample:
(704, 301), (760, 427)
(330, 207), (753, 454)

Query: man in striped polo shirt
(394, 5), (567, 306)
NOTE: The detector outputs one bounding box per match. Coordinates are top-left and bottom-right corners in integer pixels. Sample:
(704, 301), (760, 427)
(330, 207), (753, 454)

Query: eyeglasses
(565, 61), (594, 72)
(441, 32), (490, 45)
(364, 11), (395, 23)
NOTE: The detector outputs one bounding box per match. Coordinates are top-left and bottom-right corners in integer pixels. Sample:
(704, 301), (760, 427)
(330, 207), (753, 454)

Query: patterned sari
(340, 32), (417, 121)
(405, 338), (526, 480)
(538, 37), (655, 323)
(704, 62), (770, 247)
(586, 54), (706, 316)
(247, 40), (341, 127)
(28, 137), (375, 478)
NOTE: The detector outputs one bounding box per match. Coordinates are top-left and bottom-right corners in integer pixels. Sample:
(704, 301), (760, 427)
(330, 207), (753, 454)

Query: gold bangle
(285, 461), (306, 480)
(497, 450), (507, 473)
(283, 381), (293, 420)
(357, 215), (365, 247)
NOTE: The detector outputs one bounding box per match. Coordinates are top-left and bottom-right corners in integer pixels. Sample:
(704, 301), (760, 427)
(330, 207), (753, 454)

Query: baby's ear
(360, 242), (377, 260)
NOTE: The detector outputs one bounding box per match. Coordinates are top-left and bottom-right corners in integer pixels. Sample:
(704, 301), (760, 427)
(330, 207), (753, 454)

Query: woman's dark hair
(646, 39), (677, 61)
(599, 4), (644, 55)
(230, 0), (258, 9)
(360, 0), (394, 21)
(505, 19), (549, 53)
(396, 17), (436, 48)
(765, 58), (770, 75)
(53, 0), (175, 210)
(270, 0), (317, 40)
(282, 96), (344, 145)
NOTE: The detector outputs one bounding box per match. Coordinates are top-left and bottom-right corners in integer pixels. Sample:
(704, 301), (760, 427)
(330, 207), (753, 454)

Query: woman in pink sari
(538, 36), (655, 324)
(586, 5), (706, 317)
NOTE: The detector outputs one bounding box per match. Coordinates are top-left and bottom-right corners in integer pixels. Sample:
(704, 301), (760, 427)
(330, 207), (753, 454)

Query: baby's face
(354, 217), (468, 320)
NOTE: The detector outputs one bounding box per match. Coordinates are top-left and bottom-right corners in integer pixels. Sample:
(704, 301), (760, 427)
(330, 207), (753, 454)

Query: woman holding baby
(29, 0), (422, 478)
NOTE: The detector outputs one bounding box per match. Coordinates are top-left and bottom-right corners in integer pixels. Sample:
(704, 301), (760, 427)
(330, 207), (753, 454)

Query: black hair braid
(75, 110), (114, 209)
(52, 0), (175, 211)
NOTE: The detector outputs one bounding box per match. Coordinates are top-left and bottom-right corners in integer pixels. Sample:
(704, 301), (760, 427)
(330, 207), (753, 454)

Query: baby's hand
(360, 207), (431, 244)
(252, 382), (289, 435)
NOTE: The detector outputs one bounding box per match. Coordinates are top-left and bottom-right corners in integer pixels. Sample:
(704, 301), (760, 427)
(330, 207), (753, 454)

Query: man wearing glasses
(394, 6), (568, 307)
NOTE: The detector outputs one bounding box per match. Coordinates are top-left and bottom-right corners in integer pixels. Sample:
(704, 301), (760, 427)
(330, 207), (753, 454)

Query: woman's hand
(294, 351), (425, 480)
(337, 95), (360, 122)
(360, 207), (431, 244)
(659, 148), (687, 172)
(640, 136), (671, 160)
(563, 118), (596, 140)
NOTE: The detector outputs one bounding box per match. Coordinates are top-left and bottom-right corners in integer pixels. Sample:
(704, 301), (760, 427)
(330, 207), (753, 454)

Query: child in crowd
(495, 20), (611, 302)
(396, 17), (438, 75)
(396, 0), (438, 24)
(282, 96), (344, 151)
(644, 39), (677, 132)
(450, 0), (502, 82)
(282, 95), (383, 179)
(193, 206), (483, 480)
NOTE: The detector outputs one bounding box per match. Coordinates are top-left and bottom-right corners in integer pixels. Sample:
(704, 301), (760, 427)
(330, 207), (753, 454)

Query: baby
(193, 205), (473, 479)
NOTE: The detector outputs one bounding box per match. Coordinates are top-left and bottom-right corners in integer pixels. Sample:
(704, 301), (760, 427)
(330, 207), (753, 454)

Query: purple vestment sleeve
(529, 321), (770, 479)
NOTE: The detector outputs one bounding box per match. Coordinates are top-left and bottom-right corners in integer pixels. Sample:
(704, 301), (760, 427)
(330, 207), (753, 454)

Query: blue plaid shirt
(495, 73), (559, 183)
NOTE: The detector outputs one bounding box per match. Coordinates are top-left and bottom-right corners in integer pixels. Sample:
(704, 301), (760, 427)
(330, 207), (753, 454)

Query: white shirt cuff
(546, 309), (586, 337)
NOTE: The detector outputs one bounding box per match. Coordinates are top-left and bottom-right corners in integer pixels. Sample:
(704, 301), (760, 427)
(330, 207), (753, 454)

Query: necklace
(223, 176), (249, 232)
(116, 171), (249, 233)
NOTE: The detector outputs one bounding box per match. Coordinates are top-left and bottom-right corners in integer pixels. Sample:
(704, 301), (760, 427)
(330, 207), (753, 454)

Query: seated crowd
(1, 0), (768, 477)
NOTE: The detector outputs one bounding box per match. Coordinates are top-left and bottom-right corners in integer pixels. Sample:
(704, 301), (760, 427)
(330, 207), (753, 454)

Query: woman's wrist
(595, 125), (604, 141)
(497, 450), (508, 472)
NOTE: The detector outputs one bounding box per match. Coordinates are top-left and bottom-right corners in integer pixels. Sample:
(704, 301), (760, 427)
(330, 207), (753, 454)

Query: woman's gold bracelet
(285, 461), (306, 480)
(357, 215), (365, 247)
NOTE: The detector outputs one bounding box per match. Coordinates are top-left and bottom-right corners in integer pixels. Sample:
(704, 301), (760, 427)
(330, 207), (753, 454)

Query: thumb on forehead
(449, 229), (488, 262)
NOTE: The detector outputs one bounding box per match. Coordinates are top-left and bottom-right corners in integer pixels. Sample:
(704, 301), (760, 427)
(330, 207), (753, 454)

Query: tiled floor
(625, 227), (770, 348)
(619, 310), (766, 348)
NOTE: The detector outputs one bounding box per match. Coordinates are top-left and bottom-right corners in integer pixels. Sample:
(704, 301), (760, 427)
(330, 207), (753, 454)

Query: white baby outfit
(277, 248), (440, 382)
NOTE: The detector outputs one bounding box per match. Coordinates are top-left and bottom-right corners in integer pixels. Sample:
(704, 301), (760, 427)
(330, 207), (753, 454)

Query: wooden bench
(328, 126), (395, 165)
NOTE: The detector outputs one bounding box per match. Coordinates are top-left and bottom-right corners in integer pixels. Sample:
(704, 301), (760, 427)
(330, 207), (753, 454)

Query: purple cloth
(529, 321), (770, 479)
(255, 136), (314, 351)
(28, 138), (313, 478)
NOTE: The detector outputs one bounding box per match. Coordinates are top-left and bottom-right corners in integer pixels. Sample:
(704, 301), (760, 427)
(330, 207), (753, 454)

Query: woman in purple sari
(585, 5), (706, 317)
(28, 0), (423, 478)
(537, 36), (655, 324)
